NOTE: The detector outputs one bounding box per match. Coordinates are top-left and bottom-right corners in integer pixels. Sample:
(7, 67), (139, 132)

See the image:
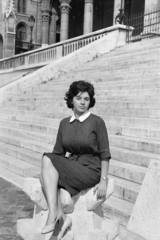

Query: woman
(40, 80), (111, 239)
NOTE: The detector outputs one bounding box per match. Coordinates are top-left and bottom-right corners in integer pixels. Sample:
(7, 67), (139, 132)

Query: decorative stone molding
(41, 10), (51, 23)
(42, 15), (51, 23)
(59, 0), (71, 4)
(59, 0), (71, 14)
(84, 0), (94, 3)
(4, 0), (17, 19)
(60, 5), (71, 14)
(51, 12), (57, 17)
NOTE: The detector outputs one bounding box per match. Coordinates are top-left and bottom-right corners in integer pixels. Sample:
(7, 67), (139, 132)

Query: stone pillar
(83, 0), (94, 35)
(41, 10), (51, 47)
(49, 9), (57, 44)
(4, 16), (16, 58)
(113, 0), (125, 25)
(144, 0), (160, 11)
(59, 0), (71, 42)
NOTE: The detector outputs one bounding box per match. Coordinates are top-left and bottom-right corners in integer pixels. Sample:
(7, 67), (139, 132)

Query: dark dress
(43, 114), (111, 196)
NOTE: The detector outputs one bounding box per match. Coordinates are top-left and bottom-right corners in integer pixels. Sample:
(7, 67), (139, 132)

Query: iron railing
(126, 8), (160, 43)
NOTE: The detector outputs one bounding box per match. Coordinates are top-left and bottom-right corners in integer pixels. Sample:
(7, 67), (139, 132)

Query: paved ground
(0, 177), (34, 240)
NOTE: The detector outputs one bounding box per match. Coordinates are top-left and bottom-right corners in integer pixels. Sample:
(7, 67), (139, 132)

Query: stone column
(59, 0), (71, 42)
(41, 10), (51, 47)
(83, 0), (94, 35)
(113, 0), (125, 25)
(144, 0), (160, 11)
(49, 9), (57, 44)
(4, 16), (16, 58)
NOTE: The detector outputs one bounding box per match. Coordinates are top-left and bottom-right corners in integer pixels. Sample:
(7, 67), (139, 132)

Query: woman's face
(72, 91), (90, 117)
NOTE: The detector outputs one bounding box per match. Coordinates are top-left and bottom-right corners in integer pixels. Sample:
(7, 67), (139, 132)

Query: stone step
(0, 165), (24, 189)
(63, 64), (160, 74)
(0, 142), (41, 167)
(98, 95), (160, 102)
(0, 139), (142, 205)
(107, 124), (160, 140)
(0, 118), (59, 134)
(83, 56), (160, 70)
(0, 133), (52, 153)
(2, 96), (160, 113)
(103, 115), (160, 130)
(0, 130), (146, 185)
(0, 109), (63, 120)
(3, 98), (160, 113)
(1, 112), (160, 139)
(96, 101), (160, 110)
(110, 175), (140, 204)
(0, 152), (40, 177)
(9, 81), (160, 93)
(109, 159), (146, 184)
(103, 195), (133, 226)
(109, 134), (160, 155)
(95, 108), (153, 119)
(0, 126), (56, 144)
(1, 73), (160, 99)
(110, 145), (160, 168)
(0, 120), (159, 167)
(1, 114), (160, 146)
(76, 62), (160, 73)
(3, 81), (160, 103)
(2, 99), (160, 117)
(0, 139), (141, 204)
(99, 40), (160, 59)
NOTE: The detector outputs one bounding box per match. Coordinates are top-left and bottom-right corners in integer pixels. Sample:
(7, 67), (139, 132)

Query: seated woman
(39, 80), (111, 239)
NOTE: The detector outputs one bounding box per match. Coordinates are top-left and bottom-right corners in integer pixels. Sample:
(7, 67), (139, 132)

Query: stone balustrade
(0, 25), (133, 73)
(0, 28), (108, 72)
(16, 177), (120, 240)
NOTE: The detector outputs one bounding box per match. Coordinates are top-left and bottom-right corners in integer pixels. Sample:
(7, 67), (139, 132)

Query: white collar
(70, 111), (90, 123)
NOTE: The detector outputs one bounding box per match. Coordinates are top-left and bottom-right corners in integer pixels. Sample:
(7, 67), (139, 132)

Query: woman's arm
(93, 160), (109, 199)
(94, 117), (111, 199)
(52, 120), (66, 156)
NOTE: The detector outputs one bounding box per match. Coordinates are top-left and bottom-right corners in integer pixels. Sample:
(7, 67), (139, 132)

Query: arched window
(17, 0), (26, 14)
(16, 23), (27, 41)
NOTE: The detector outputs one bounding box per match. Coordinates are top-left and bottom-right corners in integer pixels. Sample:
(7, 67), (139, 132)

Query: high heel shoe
(41, 211), (62, 234)
(57, 216), (72, 240)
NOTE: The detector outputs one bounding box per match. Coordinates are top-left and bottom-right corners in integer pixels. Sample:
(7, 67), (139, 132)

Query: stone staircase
(0, 37), (160, 226)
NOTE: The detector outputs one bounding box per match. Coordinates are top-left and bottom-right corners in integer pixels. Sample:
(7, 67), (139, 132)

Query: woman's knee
(41, 155), (52, 169)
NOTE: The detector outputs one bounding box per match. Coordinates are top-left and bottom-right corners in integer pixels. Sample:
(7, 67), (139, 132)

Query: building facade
(0, 0), (159, 59)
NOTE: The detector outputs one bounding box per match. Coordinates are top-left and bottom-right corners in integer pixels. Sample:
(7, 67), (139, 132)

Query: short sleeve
(97, 118), (111, 161)
(52, 120), (66, 156)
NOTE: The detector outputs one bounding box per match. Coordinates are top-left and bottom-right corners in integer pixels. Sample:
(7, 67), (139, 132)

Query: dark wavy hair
(64, 80), (96, 109)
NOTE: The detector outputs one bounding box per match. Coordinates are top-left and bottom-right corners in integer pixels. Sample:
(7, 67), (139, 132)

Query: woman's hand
(93, 179), (108, 200)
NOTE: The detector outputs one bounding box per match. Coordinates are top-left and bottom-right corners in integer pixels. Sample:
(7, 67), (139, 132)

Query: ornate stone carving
(41, 10), (51, 23)
(60, 5), (71, 14)
(52, 12), (57, 17)
(42, 15), (51, 22)
(4, 0), (16, 19)
(59, 0), (71, 14)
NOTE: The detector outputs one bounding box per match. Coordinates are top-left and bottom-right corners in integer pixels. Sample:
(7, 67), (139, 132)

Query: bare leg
(40, 155), (60, 225)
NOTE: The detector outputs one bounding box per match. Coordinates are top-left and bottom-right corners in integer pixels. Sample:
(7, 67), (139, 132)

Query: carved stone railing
(0, 28), (109, 72)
